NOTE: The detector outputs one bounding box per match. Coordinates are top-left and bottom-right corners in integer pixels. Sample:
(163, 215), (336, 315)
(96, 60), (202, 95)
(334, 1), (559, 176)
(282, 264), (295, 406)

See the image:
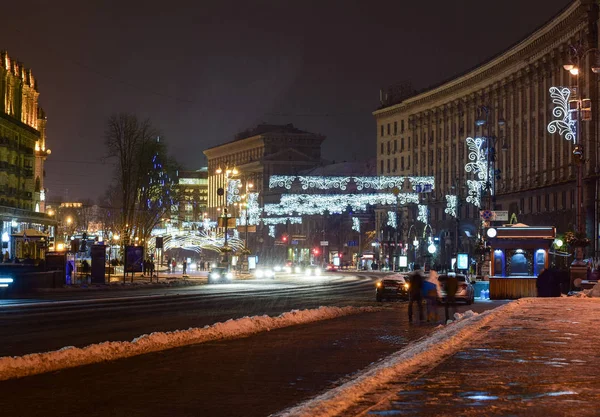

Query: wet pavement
(357, 298), (600, 417)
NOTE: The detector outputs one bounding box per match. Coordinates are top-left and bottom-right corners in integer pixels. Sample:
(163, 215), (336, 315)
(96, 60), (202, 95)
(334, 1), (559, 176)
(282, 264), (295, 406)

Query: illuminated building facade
(374, 0), (600, 258)
(0, 51), (54, 258)
(176, 168), (209, 226)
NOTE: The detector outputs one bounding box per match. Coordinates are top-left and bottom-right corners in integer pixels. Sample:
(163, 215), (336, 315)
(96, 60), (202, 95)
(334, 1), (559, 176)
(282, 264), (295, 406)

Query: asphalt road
(0, 291), (503, 417)
(0, 273), (378, 356)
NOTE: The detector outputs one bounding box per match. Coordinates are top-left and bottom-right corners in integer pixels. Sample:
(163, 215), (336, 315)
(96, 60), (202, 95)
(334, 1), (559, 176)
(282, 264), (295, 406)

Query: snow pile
(583, 282), (600, 297)
(0, 305), (381, 381)
(275, 298), (535, 417)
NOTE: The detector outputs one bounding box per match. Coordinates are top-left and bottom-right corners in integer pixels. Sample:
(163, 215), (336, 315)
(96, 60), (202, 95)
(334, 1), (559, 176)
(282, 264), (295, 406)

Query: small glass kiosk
(486, 224), (555, 299)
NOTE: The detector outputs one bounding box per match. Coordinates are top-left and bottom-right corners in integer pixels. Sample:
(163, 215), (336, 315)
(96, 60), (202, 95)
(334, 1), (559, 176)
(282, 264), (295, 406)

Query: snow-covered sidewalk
(277, 297), (600, 417)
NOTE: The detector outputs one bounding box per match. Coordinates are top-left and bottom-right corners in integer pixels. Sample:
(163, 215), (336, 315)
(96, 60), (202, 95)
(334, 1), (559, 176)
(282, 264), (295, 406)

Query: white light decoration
(263, 193), (419, 216)
(1, 232), (8, 242)
(547, 86), (576, 142)
(268, 225), (275, 237)
(269, 175), (295, 189)
(354, 176), (405, 190)
(408, 176), (435, 191)
(262, 217), (302, 225)
(466, 180), (482, 208)
(352, 217), (360, 232)
(464, 137), (487, 181)
(227, 179), (242, 205)
(417, 204), (428, 224)
(151, 231), (245, 254)
(239, 192), (261, 226)
(445, 195), (458, 217)
(387, 211), (397, 228)
(428, 243), (437, 254)
(298, 176), (351, 190)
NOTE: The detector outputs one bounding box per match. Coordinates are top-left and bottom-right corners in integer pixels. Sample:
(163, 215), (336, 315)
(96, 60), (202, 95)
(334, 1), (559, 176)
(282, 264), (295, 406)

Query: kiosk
(486, 224), (555, 299)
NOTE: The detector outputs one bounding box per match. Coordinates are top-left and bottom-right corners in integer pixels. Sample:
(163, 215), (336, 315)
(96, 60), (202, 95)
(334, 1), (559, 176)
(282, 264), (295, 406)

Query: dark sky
(1, 0), (569, 202)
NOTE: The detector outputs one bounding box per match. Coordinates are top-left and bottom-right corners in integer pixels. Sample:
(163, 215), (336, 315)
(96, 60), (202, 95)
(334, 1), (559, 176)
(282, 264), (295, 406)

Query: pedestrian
(172, 259), (177, 273)
(423, 270), (441, 323)
(149, 260), (155, 277)
(182, 260), (187, 276)
(408, 263), (424, 323)
(444, 273), (459, 323)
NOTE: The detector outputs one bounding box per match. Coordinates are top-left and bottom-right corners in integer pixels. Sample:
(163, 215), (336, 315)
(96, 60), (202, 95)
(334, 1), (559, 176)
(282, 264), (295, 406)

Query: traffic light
(281, 234), (288, 243)
(313, 248), (319, 255)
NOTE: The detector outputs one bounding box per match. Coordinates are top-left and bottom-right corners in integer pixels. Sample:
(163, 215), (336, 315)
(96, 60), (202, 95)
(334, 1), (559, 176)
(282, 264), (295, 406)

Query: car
(438, 273), (475, 304)
(375, 274), (410, 302)
(303, 265), (322, 276)
(325, 263), (338, 272)
(254, 267), (275, 279)
(208, 267), (234, 284)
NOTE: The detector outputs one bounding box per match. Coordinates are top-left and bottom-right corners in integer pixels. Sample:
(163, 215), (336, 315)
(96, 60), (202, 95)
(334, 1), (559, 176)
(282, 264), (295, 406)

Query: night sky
(1, 0), (569, 202)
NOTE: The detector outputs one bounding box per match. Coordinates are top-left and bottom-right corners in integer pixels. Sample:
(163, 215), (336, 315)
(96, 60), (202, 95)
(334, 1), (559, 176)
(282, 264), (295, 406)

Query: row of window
(379, 157), (410, 174)
(380, 120), (406, 137)
(379, 137), (408, 155)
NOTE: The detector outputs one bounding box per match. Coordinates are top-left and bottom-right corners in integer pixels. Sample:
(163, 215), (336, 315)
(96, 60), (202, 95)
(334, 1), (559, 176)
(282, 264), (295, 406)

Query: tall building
(0, 51), (54, 258)
(177, 168), (208, 227)
(374, 0), (600, 258)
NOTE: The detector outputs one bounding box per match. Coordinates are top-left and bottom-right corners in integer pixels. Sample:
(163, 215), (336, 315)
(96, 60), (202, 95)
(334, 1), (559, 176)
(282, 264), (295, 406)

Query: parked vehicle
(438, 273), (475, 304)
(375, 274), (410, 302)
(325, 264), (338, 272)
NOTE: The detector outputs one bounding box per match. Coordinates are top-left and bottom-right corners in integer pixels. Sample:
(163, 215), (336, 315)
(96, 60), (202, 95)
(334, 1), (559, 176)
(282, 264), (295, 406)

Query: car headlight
(226, 272), (233, 279)
(255, 269), (264, 278)
(210, 273), (219, 279)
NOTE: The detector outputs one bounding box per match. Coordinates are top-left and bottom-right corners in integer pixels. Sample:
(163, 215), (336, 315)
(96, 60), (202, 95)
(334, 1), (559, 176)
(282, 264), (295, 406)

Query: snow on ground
(275, 298), (536, 417)
(0, 305), (382, 381)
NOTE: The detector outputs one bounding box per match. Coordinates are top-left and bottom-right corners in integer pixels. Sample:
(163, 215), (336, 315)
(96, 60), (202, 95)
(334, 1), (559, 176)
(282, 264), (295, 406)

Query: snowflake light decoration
(408, 176), (435, 192)
(417, 204), (428, 224)
(268, 225), (275, 237)
(547, 86), (576, 142)
(352, 217), (360, 232)
(445, 195), (458, 218)
(238, 192), (261, 226)
(262, 217), (302, 225)
(354, 176), (405, 190)
(387, 211), (397, 228)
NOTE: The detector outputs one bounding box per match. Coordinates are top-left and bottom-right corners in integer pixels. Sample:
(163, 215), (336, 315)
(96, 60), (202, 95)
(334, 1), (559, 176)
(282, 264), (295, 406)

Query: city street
(0, 272), (379, 356)
(0, 279), (501, 417)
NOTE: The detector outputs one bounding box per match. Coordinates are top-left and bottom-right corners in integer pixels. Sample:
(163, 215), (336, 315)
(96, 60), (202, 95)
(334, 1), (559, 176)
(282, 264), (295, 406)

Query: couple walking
(407, 265), (456, 324)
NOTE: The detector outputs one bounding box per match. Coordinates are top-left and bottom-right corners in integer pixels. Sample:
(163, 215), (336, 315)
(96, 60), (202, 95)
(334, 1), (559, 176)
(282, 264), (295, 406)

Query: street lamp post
(216, 166), (239, 269)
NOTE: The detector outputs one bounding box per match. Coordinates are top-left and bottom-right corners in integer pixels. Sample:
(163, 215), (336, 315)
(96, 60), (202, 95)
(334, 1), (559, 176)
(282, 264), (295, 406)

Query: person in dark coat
(537, 268), (555, 297)
(408, 264), (424, 322)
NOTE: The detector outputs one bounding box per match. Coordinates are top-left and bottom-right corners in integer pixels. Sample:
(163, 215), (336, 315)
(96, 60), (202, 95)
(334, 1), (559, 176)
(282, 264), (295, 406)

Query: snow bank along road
(0, 273), (376, 356)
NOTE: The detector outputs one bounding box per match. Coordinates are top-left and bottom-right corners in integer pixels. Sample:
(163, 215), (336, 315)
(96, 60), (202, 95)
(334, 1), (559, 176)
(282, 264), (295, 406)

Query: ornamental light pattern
(237, 192), (261, 226)
(227, 179), (242, 205)
(417, 204), (428, 224)
(547, 86), (576, 142)
(269, 175), (295, 189)
(352, 217), (360, 232)
(268, 225), (275, 237)
(466, 180), (482, 208)
(354, 176), (405, 190)
(464, 137), (487, 181)
(387, 211), (397, 228)
(263, 193), (420, 216)
(445, 195), (458, 217)
(261, 217), (303, 225)
(408, 176), (435, 192)
(298, 176), (351, 190)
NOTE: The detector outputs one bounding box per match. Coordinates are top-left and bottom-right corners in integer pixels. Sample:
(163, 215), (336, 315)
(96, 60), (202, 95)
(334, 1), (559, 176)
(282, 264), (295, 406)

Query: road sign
(480, 210), (493, 221)
(415, 184), (433, 193)
(320, 241), (329, 246)
(493, 211), (509, 221)
(291, 240), (299, 245)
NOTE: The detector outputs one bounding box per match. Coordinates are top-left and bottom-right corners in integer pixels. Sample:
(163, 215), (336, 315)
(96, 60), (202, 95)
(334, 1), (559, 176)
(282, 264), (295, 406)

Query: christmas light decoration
(354, 176), (405, 190)
(150, 231), (245, 254)
(352, 217), (360, 232)
(417, 204), (428, 224)
(268, 225), (275, 237)
(227, 179), (242, 205)
(298, 176), (351, 190)
(464, 137), (487, 181)
(263, 193), (419, 216)
(262, 217), (303, 225)
(408, 176), (435, 191)
(445, 195), (457, 218)
(466, 180), (482, 208)
(269, 175), (295, 189)
(547, 86), (576, 142)
(238, 192), (261, 226)
(387, 211), (397, 228)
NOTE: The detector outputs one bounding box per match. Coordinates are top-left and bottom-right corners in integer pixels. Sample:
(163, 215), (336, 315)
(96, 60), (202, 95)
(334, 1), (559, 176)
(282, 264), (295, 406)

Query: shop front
(487, 224), (555, 299)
